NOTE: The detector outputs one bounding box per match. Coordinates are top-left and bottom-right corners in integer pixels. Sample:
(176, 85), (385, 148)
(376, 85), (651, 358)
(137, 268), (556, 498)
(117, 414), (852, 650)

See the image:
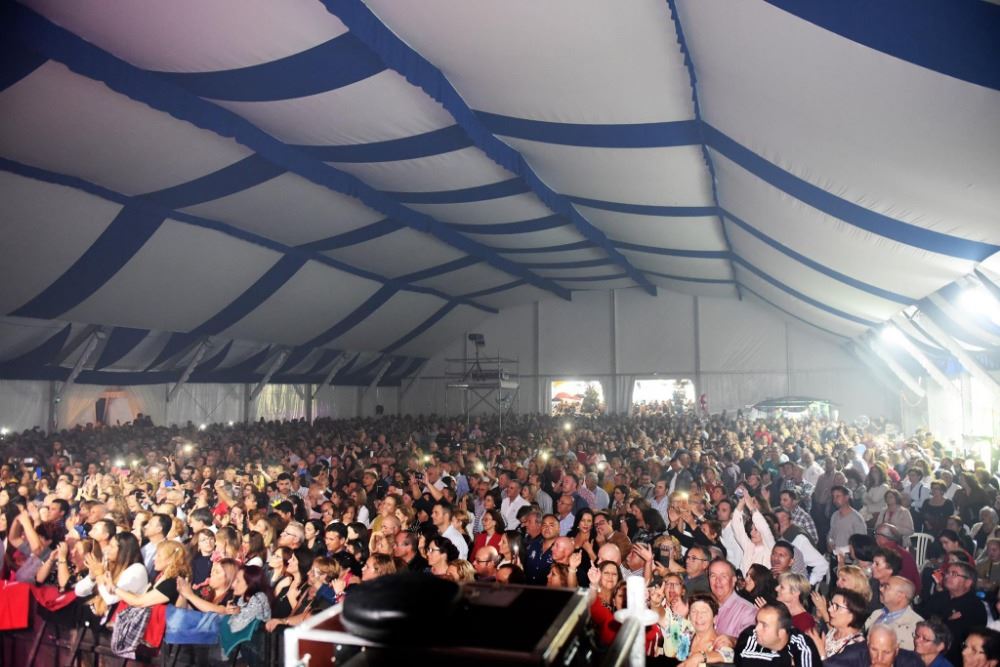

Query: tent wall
(401, 288), (896, 422)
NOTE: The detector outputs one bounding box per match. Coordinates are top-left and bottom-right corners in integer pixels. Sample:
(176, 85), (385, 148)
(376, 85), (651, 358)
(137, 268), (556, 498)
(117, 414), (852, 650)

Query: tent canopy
(1, 1), (999, 387)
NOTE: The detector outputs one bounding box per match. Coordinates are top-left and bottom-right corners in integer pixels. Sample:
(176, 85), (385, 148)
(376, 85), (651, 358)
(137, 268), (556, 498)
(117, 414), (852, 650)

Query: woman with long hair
(75, 531), (147, 621)
(567, 508), (598, 562)
(243, 531), (268, 567)
(303, 520), (325, 556)
(107, 540), (191, 608)
(498, 530), (524, 569)
(739, 563), (776, 605)
(191, 558), (237, 605)
(862, 464), (889, 527)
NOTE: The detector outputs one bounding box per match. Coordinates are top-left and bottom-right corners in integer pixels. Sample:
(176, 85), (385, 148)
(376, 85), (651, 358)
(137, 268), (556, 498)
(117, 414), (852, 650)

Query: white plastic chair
(910, 532), (933, 571)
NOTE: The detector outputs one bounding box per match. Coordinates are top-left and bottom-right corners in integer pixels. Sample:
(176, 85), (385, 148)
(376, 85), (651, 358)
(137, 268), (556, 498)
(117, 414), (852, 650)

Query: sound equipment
(284, 576), (599, 666)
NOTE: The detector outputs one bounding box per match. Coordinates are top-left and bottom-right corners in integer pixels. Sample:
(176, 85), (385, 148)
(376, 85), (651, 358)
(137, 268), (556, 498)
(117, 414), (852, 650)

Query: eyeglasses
(427, 546), (443, 553)
(829, 602), (848, 611)
(474, 559), (494, 565)
(687, 556), (709, 563)
(946, 571), (971, 579)
(913, 633), (937, 643)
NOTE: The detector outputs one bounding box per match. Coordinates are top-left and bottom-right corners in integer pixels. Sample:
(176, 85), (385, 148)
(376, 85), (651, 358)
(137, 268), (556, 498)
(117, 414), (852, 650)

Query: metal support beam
(54, 329), (103, 403)
(249, 348), (290, 401)
(399, 360), (429, 402)
(850, 342), (906, 396)
(304, 384), (313, 423)
(52, 324), (100, 366)
(167, 338), (211, 403)
(866, 335), (925, 398)
(362, 360), (393, 398)
(885, 321), (960, 395)
(914, 311), (1000, 398)
(318, 353), (350, 389)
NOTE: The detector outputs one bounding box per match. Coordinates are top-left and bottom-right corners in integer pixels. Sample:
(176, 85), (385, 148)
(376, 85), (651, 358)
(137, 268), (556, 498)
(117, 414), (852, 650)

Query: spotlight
(114, 459), (125, 467)
(475, 462), (484, 473)
(183, 444), (193, 454)
(422, 455), (431, 464)
(227, 421), (234, 427)
(960, 286), (1000, 323)
(598, 462), (607, 471)
(198, 424), (207, 431)
(0, 427), (8, 436)
(880, 326), (905, 346)
(540, 451), (550, 462)
(563, 421), (573, 432)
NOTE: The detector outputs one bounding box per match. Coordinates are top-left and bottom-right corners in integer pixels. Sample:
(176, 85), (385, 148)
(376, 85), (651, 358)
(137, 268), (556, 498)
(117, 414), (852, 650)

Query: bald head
(868, 625), (899, 667)
(598, 543), (622, 565)
(553, 537), (575, 563)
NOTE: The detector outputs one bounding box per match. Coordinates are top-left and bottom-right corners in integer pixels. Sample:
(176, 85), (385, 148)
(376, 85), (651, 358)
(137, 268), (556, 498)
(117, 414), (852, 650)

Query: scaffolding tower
(444, 348), (519, 433)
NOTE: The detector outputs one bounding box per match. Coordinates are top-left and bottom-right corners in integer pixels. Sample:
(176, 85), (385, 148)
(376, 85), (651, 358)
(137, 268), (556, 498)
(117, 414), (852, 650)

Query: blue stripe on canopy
(155, 33), (386, 101)
(476, 111), (701, 148)
(568, 196), (718, 217)
(190, 255), (308, 336)
(142, 154), (285, 209)
(704, 125), (1000, 261)
(722, 210), (914, 305)
(763, 0), (1000, 92)
(447, 215), (569, 235)
(94, 327), (149, 370)
(145, 332), (199, 371)
(733, 255), (877, 327)
(740, 285), (848, 339)
(0, 324), (71, 370)
(382, 302), (458, 353)
(304, 285), (399, 348)
(226, 346), (273, 374)
(386, 178), (530, 204)
(0, 40), (46, 92)
(460, 280), (526, 299)
(398, 257), (481, 282)
(612, 241), (730, 260)
(7, 6), (571, 301)
(297, 219), (404, 251)
(306, 349), (343, 376)
(294, 125), (472, 163)
(195, 341), (232, 374)
(11, 205), (165, 320)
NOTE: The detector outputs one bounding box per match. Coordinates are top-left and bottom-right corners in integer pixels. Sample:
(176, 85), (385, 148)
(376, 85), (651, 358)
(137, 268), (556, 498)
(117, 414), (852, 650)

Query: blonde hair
(837, 565), (873, 603)
(447, 559), (476, 583)
(155, 540), (191, 580)
(778, 572), (811, 605)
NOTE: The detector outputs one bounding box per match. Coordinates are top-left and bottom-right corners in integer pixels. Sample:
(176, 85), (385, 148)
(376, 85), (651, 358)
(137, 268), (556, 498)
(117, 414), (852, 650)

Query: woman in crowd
(731, 495), (775, 573)
(739, 563), (776, 605)
(568, 508), (598, 562)
(862, 464), (890, 527)
(547, 562), (571, 588)
(108, 540), (190, 608)
(214, 526), (241, 563)
(243, 531), (268, 567)
(447, 559), (476, 584)
(961, 628), (1000, 667)
(768, 572), (814, 633)
(609, 485), (631, 520)
(498, 530), (523, 569)
(922, 481), (955, 535)
(808, 589), (868, 658)
(472, 509), (504, 553)
(266, 556), (339, 631)
(303, 520), (325, 556)
(875, 490), (914, 539)
(973, 508), (1000, 554)
(426, 535), (457, 577)
(190, 529), (216, 586)
(191, 559), (237, 605)
(76, 532), (147, 622)
(361, 553), (399, 581)
(677, 593), (733, 667)
(913, 619), (953, 667)
(814, 566), (872, 623)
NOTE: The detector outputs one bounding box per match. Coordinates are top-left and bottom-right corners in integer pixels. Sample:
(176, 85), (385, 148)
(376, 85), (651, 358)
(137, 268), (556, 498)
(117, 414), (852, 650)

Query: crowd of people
(1, 409), (1000, 666)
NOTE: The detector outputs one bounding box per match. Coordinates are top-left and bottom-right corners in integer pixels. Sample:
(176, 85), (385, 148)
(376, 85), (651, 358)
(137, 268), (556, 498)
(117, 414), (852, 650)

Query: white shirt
(786, 533), (829, 585)
(75, 562), (149, 612)
(500, 495), (530, 531)
(721, 522), (744, 571)
(558, 513), (575, 536)
(442, 525), (469, 560)
(803, 462), (823, 488)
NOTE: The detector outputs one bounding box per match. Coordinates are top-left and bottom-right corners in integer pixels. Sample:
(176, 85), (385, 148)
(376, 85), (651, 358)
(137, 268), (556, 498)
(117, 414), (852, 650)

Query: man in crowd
(710, 558), (757, 641)
(431, 500), (468, 560)
(866, 576), (922, 651)
(393, 531), (427, 572)
(684, 544), (712, 595)
(773, 511), (827, 585)
(500, 479), (529, 531)
(734, 603), (821, 666)
(917, 560), (986, 665)
(828, 485), (867, 554)
(524, 514), (560, 585)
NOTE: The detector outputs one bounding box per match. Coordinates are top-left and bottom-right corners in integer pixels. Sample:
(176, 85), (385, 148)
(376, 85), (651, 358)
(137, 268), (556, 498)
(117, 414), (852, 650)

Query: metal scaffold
(445, 334), (519, 433)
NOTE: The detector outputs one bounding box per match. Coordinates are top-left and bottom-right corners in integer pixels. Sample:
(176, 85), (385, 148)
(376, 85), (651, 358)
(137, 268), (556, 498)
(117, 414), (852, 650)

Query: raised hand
(569, 551), (582, 570)
(587, 566), (601, 588)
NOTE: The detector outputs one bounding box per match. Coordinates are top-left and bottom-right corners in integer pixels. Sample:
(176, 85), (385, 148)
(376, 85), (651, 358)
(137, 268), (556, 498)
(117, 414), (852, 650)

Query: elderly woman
(962, 628), (1000, 667)
(677, 593), (733, 667)
(972, 508), (999, 553)
(808, 588), (868, 658)
(913, 619), (953, 667)
(876, 490), (914, 539)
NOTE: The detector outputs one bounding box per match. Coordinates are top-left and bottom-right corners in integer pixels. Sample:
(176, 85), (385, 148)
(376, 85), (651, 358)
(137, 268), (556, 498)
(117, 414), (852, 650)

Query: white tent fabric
(0, 0), (998, 396)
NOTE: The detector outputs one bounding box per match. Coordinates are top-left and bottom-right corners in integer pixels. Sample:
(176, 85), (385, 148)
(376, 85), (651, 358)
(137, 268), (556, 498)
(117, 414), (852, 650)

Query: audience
(0, 408), (997, 663)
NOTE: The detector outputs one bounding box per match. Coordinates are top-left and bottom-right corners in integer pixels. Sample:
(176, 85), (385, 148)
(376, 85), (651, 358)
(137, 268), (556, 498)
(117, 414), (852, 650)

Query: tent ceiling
(1, 0), (998, 386)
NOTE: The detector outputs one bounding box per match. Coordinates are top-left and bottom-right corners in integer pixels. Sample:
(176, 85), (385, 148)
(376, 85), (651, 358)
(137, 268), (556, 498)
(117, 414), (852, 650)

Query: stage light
(960, 286), (1000, 324)
(227, 421), (234, 427)
(0, 427), (7, 436)
(198, 423), (207, 431)
(880, 326), (905, 346)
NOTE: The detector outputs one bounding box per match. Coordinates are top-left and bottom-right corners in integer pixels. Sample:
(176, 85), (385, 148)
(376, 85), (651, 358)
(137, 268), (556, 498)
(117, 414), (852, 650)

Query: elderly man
(917, 560), (986, 665)
(584, 472), (609, 510)
(500, 480), (529, 531)
(825, 624), (922, 667)
(472, 545), (500, 581)
(684, 544), (712, 595)
(734, 603), (821, 666)
(865, 576), (923, 650)
(711, 558), (758, 641)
